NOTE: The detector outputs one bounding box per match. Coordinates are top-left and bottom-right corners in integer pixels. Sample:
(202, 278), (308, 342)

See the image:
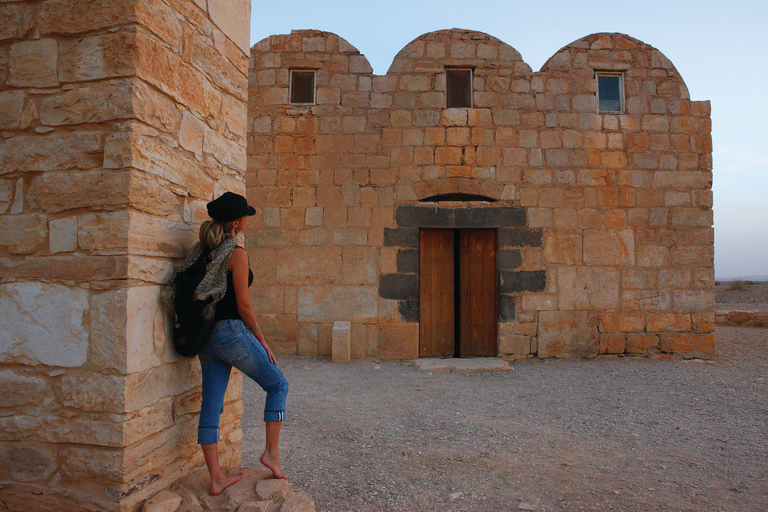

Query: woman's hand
(260, 339), (278, 365)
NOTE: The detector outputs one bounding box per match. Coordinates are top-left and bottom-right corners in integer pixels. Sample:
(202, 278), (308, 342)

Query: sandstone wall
(0, 1), (250, 510)
(246, 29), (714, 360)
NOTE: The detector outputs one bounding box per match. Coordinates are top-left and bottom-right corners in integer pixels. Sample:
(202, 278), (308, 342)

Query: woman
(194, 192), (289, 495)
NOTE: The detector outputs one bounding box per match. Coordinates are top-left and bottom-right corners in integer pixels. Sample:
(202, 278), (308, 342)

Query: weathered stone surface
(275, 247), (342, 285)
(8, 39), (58, 87)
(0, 370), (48, 407)
(28, 170), (129, 213)
(0, 132), (104, 174)
(0, 443), (58, 482)
(557, 267), (620, 310)
(0, 91), (24, 130)
(141, 490), (182, 512)
(332, 321), (351, 364)
(537, 310), (599, 358)
(56, 372), (126, 413)
(208, 0), (251, 53)
(0, 214), (47, 254)
(38, 0), (135, 35)
(378, 273), (418, 300)
(0, 282), (89, 367)
(39, 79), (133, 126)
(298, 286), (377, 322)
(49, 217), (78, 254)
(583, 229), (634, 265)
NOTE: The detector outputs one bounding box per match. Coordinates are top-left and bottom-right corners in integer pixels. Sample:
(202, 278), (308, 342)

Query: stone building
(247, 29), (714, 361)
(1, 0), (250, 510)
(0, 7), (713, 511)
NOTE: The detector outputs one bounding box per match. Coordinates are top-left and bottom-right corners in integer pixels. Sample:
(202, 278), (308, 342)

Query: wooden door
(419, 229), (454, 357)
(459, 229), (498, 356)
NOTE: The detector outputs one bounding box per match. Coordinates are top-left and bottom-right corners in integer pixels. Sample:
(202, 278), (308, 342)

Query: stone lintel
(396, 205), (526, 228)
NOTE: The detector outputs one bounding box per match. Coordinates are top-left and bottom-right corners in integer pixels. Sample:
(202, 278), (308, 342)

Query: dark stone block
(383, 227), (419, 247)
(396, 249), (419, 273)
(499, 294), (516, 321)
(378, 273), (419, 300)
(499, 228), (543, 248)
(399, 299), (420, 322)
(499, 270), (546, 293)
(498, 249), (522, 270)
(396, 206), (526, 228)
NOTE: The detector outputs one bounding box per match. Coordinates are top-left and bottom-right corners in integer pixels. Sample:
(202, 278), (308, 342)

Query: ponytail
(199, 219), (236, 250)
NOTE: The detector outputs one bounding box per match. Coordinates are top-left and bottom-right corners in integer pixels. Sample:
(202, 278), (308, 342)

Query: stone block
(600, 333), (626, 354)
(8, 39), (58, 87)
(0, 443), (57, 482)
(48, 217), (78, 254)
(618, 312), (645, 332)
(499, 270), (546, 293)
(0, 282), (89, 368)
(276, 246), (342, 284)
(58, 31), (136, 82)
(377, 323), (419, 359)
(28, 170), (129, 214)
(378, 273), (418, 300)
(557, 267), (620, 310)
(537, 310), (599, 359)
(543, 230), (582, 264)
(1, 132), (104, 174)
(660, 333), (715, 359)
(626, 333), (660, 355)
(583, 228), (634, 266)
(332, 321), (351, 364)
(0, 214), (47, 254)
(208, 0), (251, 53)
(0, 370), (49, 407)
(57, 372), (126, 413)
(0, 91), (24, 130)
(298, 286), (377, 323)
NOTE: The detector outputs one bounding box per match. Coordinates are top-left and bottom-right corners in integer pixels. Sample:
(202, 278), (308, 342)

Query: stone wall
(246, 29), (714, 360)
(0, 1), (250, 510)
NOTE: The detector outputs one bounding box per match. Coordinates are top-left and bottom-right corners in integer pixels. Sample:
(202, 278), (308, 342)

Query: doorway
(419, 228), (498, 357)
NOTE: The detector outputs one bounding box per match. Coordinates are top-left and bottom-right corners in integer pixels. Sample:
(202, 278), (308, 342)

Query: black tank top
(214, 268), (254, 321)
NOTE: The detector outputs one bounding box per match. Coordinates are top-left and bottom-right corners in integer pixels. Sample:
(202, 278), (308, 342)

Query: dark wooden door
(420, 228), (497, 357)
(419, 229), (455, 357)
(459, 229), (498, 356)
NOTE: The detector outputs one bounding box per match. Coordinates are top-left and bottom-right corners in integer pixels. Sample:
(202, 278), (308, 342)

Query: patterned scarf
(163, 236), (239, 319)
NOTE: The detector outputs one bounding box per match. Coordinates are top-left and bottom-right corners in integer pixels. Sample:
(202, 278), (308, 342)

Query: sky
(251, 0), (768, 280)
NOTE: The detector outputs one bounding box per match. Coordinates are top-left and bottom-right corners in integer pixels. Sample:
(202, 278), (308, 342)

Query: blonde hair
(199, 219), (236, 250)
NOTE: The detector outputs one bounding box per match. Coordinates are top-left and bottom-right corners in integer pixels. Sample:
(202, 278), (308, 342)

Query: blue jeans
(198, 319), (289, 445)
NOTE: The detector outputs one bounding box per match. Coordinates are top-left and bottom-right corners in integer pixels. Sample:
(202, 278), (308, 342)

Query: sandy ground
(238, 285), (768, 512)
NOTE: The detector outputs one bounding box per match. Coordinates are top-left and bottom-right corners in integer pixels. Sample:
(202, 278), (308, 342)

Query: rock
(517, 503), (537, 511)
(255, 479), (291, 501)
(142, 490), (182, 512)
(280, 491), (315, 512)
(237, 501), (270, 512)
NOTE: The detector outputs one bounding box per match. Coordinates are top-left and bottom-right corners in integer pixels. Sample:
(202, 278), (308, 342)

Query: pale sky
(251, 0), (768, 279)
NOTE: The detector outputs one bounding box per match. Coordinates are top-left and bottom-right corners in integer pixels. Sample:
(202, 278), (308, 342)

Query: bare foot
(260, 452), (287, 480)
(210, 471), (243, 496)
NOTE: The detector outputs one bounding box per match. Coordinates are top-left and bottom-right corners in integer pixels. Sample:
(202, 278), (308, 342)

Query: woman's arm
(229, 246), (277, 364)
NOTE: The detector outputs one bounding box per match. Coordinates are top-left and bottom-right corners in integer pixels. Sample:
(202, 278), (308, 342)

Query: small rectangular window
(290, 70), (315, 104)
(445, 68), (473, 108)
(596, 72), (623, 113)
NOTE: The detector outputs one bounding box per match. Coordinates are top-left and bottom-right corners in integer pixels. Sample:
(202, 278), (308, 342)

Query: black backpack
(172, 249), (215, 357)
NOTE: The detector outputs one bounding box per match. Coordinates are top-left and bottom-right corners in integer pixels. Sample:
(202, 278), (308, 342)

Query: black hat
(206, 192), (256, 222)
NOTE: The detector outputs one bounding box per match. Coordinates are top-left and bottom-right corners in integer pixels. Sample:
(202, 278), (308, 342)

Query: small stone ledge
(141, 467), (316, 512)
(716, 310), (768, 328)
(411, 357), (514, 372)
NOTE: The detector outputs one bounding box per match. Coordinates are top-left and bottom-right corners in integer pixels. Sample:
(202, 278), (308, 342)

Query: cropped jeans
(198, 319), (289, 445)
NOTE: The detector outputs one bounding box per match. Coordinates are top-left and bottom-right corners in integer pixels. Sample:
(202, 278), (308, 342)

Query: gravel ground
(240, 326), (768, 512)
(715, 282), (768, 312)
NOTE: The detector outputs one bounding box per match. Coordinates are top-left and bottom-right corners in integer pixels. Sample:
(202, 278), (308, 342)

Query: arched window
(420, 193), (496, 203)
